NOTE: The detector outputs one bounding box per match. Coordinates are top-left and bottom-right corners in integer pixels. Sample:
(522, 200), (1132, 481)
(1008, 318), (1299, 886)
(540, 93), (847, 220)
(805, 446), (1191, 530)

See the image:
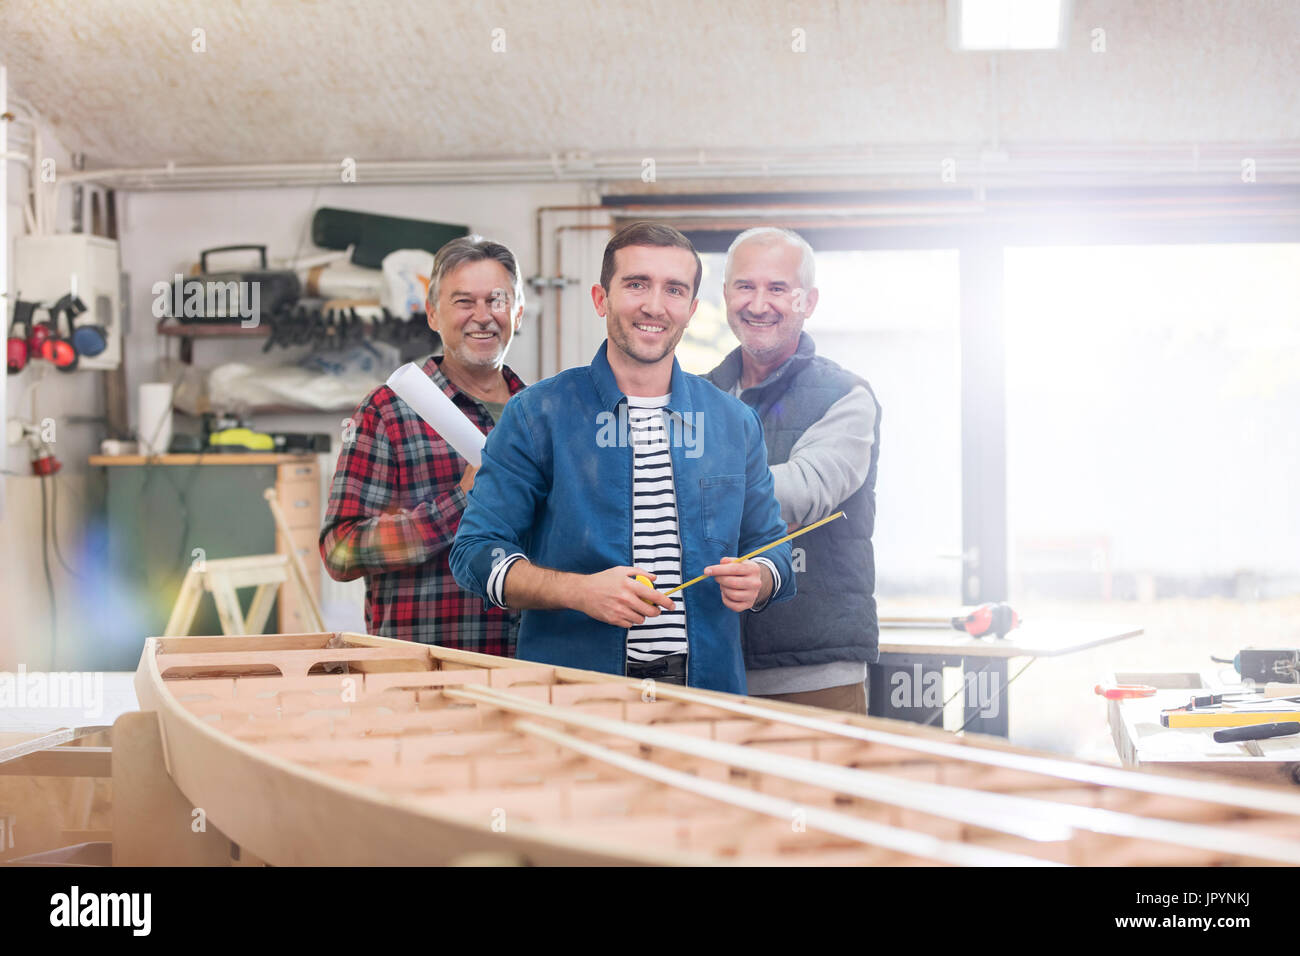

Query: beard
(446, 319), (511, 368)
(731, 309), (801, 363)
(607, 307), (684, 366)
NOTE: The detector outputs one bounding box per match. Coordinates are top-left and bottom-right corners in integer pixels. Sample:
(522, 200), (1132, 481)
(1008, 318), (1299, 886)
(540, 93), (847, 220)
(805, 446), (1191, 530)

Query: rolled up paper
(386, 362), (486, 468)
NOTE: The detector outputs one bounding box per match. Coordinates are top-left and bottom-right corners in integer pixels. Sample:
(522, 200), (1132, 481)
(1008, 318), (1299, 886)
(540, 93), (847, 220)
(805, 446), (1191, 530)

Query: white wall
(1, 119), (102, 670)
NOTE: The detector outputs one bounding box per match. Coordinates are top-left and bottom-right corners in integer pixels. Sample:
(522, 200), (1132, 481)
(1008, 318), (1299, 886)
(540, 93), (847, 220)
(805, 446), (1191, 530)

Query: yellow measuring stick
(660, 511), (846, 598)
(1161, 709), (1300, 728)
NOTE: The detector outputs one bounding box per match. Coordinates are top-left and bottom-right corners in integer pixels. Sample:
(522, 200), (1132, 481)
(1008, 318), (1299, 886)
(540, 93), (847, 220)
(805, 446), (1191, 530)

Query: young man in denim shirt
(451, 222), (794, 693)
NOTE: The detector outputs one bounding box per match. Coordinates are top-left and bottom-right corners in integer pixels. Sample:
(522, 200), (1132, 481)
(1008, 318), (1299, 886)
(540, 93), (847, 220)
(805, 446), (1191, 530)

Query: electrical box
(14, 233), (123, 370)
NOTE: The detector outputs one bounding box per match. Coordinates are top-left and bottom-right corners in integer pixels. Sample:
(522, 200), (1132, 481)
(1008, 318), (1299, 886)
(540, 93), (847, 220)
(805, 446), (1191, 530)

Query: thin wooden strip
(160, 647), (430, 668)
(453, 685), (1300, 865)
(513, 720), (1057, 867)
(640, 683), (1300, 818)
(157, 646), (431, 678)
(447, 685), (1071, 844)
(154, 633), (337, 655)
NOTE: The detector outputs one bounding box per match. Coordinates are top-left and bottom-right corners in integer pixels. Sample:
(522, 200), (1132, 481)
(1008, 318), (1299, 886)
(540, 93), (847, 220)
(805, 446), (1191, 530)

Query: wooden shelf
(156, 317), (269, 338)
(157, 317), (271, 363)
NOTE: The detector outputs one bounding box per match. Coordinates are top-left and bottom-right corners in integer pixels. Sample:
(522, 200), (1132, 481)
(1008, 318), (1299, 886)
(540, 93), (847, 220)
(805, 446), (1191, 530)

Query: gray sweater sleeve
(769, 385), (876, 526)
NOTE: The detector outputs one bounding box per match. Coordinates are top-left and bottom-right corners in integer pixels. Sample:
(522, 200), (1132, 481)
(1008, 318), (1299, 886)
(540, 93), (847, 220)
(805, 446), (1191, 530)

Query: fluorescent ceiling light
(949, 0), (1068, 50)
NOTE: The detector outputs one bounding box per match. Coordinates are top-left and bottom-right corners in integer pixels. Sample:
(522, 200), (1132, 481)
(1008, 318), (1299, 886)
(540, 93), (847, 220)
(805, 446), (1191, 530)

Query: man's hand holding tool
(578, 567), (675, 629)
(703, 557), (771, 612)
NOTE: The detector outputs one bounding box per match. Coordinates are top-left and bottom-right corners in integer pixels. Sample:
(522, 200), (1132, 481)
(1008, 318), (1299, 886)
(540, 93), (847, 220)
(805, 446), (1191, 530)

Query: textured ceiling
(1, 0), (1297, 169)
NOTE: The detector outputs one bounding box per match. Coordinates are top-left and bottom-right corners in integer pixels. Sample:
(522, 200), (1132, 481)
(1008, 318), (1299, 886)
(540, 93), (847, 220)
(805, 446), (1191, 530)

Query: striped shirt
(483, 393), (781, 661)
(626, 395), (689, 662)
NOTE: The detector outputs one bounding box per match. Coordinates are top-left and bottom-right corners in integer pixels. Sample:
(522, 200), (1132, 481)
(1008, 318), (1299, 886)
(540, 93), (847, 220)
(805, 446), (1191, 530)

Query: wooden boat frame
(126, 631), (1300, 866)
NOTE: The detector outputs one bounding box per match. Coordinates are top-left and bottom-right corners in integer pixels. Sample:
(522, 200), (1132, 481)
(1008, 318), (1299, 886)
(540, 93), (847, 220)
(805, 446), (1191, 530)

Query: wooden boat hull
(130, 631), (1300, 866)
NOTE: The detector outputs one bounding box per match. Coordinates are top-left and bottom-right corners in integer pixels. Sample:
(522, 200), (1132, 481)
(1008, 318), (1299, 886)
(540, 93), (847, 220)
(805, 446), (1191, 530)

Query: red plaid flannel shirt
(320, 355), (526, 653)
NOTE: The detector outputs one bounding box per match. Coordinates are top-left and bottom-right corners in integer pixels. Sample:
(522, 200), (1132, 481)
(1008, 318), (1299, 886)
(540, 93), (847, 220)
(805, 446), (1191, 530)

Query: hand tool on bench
(1213, 722), (1300, 744)
(1161, 702), (1300, 728)
(880, 602), (1023, 638)
(1095, 682), (1157, 700)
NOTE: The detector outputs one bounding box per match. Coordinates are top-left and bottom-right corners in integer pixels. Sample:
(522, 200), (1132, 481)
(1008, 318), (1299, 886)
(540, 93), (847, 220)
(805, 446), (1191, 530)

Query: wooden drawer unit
(275, 463), (322, 632)
(276, 479), (321, 530)
(278, 460), (319, 484)
(279, 530), (321, 631)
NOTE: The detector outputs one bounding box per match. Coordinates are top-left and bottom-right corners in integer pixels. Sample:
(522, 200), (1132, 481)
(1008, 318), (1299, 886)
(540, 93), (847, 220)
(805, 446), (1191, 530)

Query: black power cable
(39, 443), (85, 580)
(38, 470), (58, 670)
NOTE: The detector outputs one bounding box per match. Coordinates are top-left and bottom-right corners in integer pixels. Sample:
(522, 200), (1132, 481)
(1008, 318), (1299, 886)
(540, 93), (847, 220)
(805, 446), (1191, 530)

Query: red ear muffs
(42, 302), (80, 371)
(28, 320), (51, 355)
(43, 336), (78, 370)
(6, 336), (27, 373)
(7, 299), (36, 373)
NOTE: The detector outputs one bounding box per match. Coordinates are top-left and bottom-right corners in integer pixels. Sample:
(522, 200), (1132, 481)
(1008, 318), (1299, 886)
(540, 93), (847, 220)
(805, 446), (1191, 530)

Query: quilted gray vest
(706, 332), (880, 668)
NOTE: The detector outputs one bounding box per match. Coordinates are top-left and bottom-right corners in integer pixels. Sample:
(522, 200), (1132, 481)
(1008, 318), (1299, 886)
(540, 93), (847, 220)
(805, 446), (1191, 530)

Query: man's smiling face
(596, 244), (698, 366)
(723, 238), (817, 364)
(428, 258), (519, 368)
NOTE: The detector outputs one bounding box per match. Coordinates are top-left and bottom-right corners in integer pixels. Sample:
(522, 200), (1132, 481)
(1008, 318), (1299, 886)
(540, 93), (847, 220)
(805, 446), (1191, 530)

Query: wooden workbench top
(89, 453), (317, 466)
(1110, 672), (1300, 786)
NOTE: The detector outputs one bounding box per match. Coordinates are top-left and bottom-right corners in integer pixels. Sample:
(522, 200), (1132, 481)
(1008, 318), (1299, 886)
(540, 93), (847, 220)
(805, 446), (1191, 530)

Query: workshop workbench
(1108, 670), (1300, 787)
(869, 621), (1145, 737)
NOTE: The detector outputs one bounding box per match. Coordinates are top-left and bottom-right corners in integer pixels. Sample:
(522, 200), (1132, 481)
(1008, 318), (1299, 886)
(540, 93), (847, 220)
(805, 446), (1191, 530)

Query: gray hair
(427, 235), (525, 314)
(723, 227), (816, 291)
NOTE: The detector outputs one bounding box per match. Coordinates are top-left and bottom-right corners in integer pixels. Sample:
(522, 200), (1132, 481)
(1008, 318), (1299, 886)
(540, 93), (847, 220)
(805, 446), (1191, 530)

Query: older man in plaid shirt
(319, 236), (527, 654)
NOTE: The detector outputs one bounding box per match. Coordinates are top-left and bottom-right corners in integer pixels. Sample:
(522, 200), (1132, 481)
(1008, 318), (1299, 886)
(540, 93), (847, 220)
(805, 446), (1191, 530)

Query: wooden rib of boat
(131, 631), (1300, 866)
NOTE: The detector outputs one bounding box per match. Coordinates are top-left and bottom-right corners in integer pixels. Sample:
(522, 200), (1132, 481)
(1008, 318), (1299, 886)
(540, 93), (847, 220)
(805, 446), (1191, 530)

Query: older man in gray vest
(705, 227), (880, 713)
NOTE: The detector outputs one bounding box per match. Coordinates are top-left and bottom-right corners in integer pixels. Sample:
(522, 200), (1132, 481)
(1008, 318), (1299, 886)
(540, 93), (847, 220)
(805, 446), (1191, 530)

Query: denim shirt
(450, 341), (795, 694)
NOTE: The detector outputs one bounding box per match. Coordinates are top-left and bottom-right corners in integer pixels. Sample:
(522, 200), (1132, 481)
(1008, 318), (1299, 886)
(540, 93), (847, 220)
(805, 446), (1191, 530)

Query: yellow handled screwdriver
(632, 511), (845, 601)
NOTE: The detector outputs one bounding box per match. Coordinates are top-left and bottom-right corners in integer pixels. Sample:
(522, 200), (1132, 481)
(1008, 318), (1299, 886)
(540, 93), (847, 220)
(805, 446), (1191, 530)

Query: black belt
(626, 653), (688, 685)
